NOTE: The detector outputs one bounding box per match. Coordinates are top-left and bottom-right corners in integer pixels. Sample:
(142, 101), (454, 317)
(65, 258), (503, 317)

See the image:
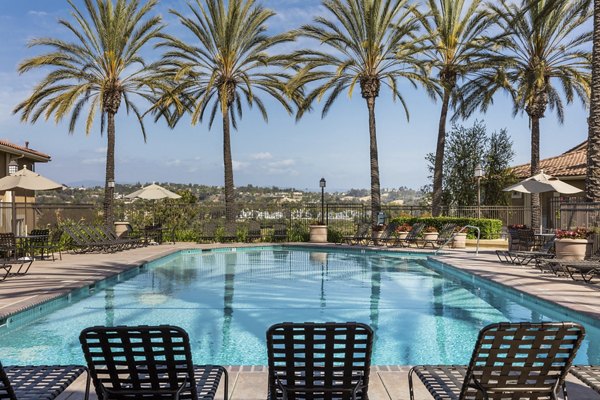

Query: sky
(0, 0), (592, 191)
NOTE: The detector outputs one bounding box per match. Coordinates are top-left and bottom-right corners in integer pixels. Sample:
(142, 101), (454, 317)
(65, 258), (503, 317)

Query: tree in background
(290, 0), (433, 226)
(587, 0), (600, 202)
(426, 121), (515, 208)
(461, 0), (592, 228)
(153, 0), (298, 221)
(415, 0), (500, 217)
(14, 0), (164, 226)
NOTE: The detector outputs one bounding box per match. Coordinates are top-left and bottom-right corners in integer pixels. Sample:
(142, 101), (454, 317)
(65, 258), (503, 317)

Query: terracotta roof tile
(512, 141), (586, 178)
(0, 139), (50, 160)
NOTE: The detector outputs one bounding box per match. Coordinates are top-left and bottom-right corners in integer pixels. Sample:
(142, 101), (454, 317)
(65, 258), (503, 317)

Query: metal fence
(557, 201), (600, 253)
(0, 202), (97, 235)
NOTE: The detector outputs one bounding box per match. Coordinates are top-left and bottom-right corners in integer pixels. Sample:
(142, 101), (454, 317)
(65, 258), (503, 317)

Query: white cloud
(250, 152), (273, 160)
(232, 160), (249, 171)
(94, 147), (107, 154)
(28, 11), (49, 17)
(268, 159), (295, 168)
(165, 159), (182, 167)
(81, 157), (105, 165)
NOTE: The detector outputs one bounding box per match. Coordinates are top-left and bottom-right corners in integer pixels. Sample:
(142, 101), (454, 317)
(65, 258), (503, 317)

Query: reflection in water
(2, 248), (600, 367)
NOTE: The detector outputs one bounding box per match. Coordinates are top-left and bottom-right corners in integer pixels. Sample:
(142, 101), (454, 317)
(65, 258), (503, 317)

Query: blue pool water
(0, 247), (599, 366)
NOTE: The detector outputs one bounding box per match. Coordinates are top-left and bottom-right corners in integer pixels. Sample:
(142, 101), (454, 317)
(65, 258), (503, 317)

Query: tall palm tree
(462, 0), (591, 228)
(291, 0), (431, 226)
(587, 0), (600, 202)
(153, 0), (298, 222)
(13, 0), (164, 226)
(415, 0), (499, 217)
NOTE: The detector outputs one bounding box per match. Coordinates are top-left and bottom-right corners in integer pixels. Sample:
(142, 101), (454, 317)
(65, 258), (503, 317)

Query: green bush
(327, 227), (343, 243)
(389, 216), (502, 239)
(288, 221), (309, 242)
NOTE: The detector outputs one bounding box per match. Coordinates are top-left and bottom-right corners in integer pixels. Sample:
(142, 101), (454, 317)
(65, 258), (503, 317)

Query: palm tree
(462, 0), (591, 228)
(13, 0), (164, 226)
(587, 0), (600, 202)
(153, 0), (298, 222)
(415, 0), (500, 217)
(291, 0), (431, 226)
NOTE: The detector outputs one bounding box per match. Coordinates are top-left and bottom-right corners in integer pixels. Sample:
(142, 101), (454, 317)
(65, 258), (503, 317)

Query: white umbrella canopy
(125, 184), (181, 200)
(503, 172), (582, 194)
(0, 166), (63, 191)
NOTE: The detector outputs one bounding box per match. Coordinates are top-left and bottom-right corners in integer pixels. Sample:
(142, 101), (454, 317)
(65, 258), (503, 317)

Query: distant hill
(66, 179), (104, 188)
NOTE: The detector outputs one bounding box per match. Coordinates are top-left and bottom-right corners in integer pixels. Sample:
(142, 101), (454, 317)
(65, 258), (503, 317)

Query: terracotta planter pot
(396, 231), (409, 240)
(372, 230), (383, 245)
(555, 238), (590, 260)
(452, 232), (467, 249)
(309, 225), (328, 243)
(422, 232), (439, 241)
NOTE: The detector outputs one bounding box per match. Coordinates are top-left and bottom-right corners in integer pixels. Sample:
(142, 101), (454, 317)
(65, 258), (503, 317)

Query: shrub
(390, 216), (502, 239)
(288, 221), (309, 242)
(327, 227), (343, 243)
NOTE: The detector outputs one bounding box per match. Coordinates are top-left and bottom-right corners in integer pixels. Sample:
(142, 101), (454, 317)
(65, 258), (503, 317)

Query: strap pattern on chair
(266, 322), (373, 400)
(410, 322), (585, 400)
(570, 365), (600, 395)
(80, 325), (198, 400)
(194, 365), (226, 400)
(1, 363), (87, 400)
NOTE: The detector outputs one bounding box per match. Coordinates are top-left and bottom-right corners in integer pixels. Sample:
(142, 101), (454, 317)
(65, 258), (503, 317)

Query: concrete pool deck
(0, 242), (598, 399)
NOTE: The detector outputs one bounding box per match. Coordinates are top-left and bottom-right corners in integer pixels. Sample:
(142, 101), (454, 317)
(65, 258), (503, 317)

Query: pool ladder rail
(434, 225), (481, 256)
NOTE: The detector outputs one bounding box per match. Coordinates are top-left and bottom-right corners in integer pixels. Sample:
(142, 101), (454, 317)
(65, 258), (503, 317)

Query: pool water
(0, 247), (599, 366)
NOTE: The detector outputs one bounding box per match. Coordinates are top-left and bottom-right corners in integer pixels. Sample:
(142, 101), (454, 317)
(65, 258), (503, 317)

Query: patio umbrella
(502, 172), (582, 194)
(0, 166), (63, 234)
(503, 172), (582, 232)
(125, 184), (181, 224)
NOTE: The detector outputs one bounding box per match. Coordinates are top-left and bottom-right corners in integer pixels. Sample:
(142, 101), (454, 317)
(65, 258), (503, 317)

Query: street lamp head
(474, 163), (484, 178)
(8, 159), (19, 175)
(319, 178), (326, 188)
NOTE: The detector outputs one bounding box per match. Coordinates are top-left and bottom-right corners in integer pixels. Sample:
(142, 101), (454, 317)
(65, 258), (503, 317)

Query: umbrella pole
(11, 190), (16, 235)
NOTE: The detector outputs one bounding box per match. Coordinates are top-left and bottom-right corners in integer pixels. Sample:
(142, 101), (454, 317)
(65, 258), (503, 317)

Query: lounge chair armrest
(275, 377), (363, 400)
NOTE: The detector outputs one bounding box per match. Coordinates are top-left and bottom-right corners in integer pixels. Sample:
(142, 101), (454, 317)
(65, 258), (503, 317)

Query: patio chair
(376, 221), (400, 246)
(46, 228), (63, 261)
(79, 325), (228, 400)
(503, 236), (556, 266)
(246, 220), (262, 242)
(0, 263), (11, 282)
(0, 233), (33, 275)
(273, 223), (288, 242)
(570, 366), (600, 396)
(0, 359), (90, 400)
(266, 321), (373, 400)
(27, 229), (50, 260)
(395, 223), (425, 247)
(408, 321), (585, 400)
(419, 223), (457, 249)
(198, 221), (218, 243)
(221, 222), (238, 242)
(539, 259), (600, 283)
(339, 222), (370, 245)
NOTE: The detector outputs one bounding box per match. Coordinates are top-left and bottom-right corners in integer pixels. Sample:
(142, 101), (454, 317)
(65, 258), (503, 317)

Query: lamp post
(8, 159), (19, 235)
(474, 163), (484, 219)
(319, 178), (326, 225)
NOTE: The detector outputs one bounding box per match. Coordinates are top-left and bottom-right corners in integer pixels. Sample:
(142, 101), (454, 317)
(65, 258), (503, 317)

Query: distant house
(0, 140), (51, 233)
(510, 142), (586, 228)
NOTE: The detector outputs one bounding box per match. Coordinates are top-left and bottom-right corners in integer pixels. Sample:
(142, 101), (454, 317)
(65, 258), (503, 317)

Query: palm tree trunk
(366, 97), (381, 226)
(432, 88), (451, 217)
(531, 116), (541, 230)
(223, 110), (236, 222)
(103, 111), (116, 227)
(587, 0), (600, 202)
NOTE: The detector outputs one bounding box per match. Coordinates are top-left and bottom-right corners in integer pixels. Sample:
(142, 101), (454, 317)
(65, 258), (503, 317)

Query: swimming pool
(0, 246), (599, 366)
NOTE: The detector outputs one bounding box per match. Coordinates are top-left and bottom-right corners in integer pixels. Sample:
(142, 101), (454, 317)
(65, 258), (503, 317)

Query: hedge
(389, 216), (502, 239)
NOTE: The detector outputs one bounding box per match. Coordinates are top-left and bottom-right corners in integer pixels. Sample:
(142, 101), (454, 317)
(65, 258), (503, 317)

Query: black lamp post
(319, 178), (326, 225)
(474, 163), (484, 219)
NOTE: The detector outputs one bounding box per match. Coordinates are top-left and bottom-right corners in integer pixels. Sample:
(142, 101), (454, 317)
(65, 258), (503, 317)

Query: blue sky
(0, 0), (591, 190)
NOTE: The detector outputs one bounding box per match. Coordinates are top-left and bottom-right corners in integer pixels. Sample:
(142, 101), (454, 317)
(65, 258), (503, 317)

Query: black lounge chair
(266, 321), (373, 400)
(0, 263), (11, 282)
(339, 222), (370, 245)
(45, 228), (63, 261)
(376, 221), (400, 246)
(273, 223), (287, 242)
(27, 229), (50, 260)
(246, 220), (262, 242)
(395, 223), (425, 247)
(80, 325), (228, 400)
(0, 233), (33, 275)
(504, 236), (556, 266)
(570, 365), (600, 395)
(419, 223), (457, 249)
(0, 360), (90, 400)
(539, 259), (600, 283)
(198, 221), (218, 243)
(408, 321), (585, 400)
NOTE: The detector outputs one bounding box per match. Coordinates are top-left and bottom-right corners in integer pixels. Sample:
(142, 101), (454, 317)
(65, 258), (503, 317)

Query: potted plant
(452, 228), (468, 249)
(554, 228), (591, 260)
(372, 224), (385, 245)
(309, 220), (327, 243)
(394, 223), (412, 240)
(422, 226), (439, 242)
